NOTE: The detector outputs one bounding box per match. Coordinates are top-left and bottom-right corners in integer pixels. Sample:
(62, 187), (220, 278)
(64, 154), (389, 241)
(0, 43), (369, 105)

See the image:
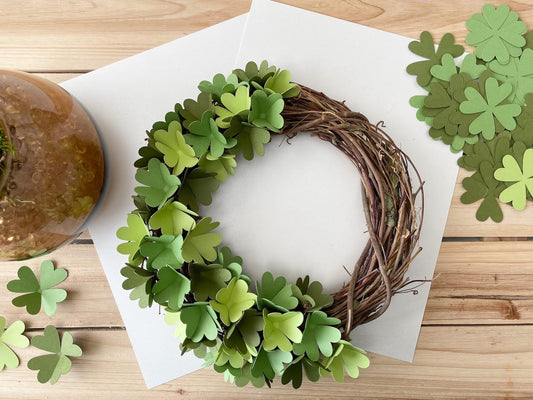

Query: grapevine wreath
(116, 61), (423, 388)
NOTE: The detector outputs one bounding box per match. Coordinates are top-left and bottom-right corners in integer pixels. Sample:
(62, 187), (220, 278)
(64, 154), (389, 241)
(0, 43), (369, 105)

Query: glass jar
(0, 70), (104, 260)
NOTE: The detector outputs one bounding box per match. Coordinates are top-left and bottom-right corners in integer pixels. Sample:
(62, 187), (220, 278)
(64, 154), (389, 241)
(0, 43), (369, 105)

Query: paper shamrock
(177, 168), (220, 212)
(227, 119), (271, 160)
(489, 48), (533, 105)
(120, 264), (154, 308)
(134, 157), (180, 208)
(249, 91), (284, 131)
(198, 153), (237, 182)
(262, 310), (303, 352)
(281, 355), (321, 389)
(189, 263), (232, 301)
(215, 85), (251, 128)
(251, 346), (293, 382)
(181, 217), (222, 263)
(319, 340), (369, 382)
(139, 234), (184, 270)
(27, 326), (82, 385)
(148, 200), (197, 236)
(186, 110), (236, 158)
(292, 311), (341, 361)
(154, 120), (198, 175)
(0, 317), (29, 371)
(291, 275), (333, 312)
(180, 303), (221, 342)
(7, 260), (68, 316)
(180, 92), (216, 129)
(494, 148), (533, 210)
(256, 272), (298, 312)
(116, 213), (149, 265)
(152, 266), (190, 310)
(210, 278), (257, 326)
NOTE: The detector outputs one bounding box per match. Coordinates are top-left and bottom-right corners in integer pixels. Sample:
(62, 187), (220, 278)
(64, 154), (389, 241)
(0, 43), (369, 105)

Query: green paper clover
(460, 77), (521, 140)
(152, 266), (190, 310)
(409, 95), (434, 126)
(182, 217), (222, 263)
(0, 317), (29, 371)
(489, 48), (533, 105)
(7, 261), (67, 317)
(234, 362), (267, 388)
(291, 275), (333, 312)
(154, 120), (198, 175)
(407, 31), (464, 87)
(216, 246), (250, 284)
(178, 168), (220, 212)
(180, 303), (221, 342)
(251, 346), (293, 381)
(215, 85), (251, 128)
(120, 265), (155, 308)
(319, 340), (369, 382)
(116, 213), (149, 265)
(215, 342), (252, 369)
(262, 310), (303, 352)
(186, 110), (236, 158)
(430, 53), (458, 82)
(189, 263), (232, 301)
(148, 200), (197, 236)
(494, 148), (533, 210)
(198, 153), (237, 182)
(292, 311), (341, 361)
(226, 310), (264, 351)
(210, 278), (257, 326)
(249, 90), (284, 131)
(459, 54), (487, 80)
(233, 60), (277, 85)
(256, 272), (299, 312)
(264, 69), (300, 98)
(27, 326), (82, 385)
(228, 118), (271, 160)
(423, 81), (460, 136)
(466, 4), (526, 64)
(281, 354), (321, 389)
(139, 234), (184, 270)
(198, 73), (240, 102)
(134, 158), (180, 209)
(180, 92), (216, 129)
(458, 131), (512, 172)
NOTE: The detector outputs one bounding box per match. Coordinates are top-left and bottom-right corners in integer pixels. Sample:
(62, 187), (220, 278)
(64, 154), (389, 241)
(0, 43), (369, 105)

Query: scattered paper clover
(27, 325), (82, 385)
(7, 260), (68, 317)
(408, 4), (533, 222)
(0, 317), (29, 371)
(494, 148), (533, 210)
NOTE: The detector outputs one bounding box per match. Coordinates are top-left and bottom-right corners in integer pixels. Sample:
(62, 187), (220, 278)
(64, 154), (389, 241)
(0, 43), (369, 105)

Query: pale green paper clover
(466, 4), (527, 64)
(116, 213), (149, 264)
(154, 120), (198, 175)
(262, 310), (303, 352)
(0, 317), (29, 371)
(494, 149), (533, 210)
(489, 48), (533, 105)
(210, 278), (256, 326)
(319, 340), (369, 382)
(459, 77), (521, 140)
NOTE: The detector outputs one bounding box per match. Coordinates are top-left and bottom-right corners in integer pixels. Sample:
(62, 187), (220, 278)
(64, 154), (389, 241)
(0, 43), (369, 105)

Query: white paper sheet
(214, 0), (459, 362)
(61, 15), (248, 388)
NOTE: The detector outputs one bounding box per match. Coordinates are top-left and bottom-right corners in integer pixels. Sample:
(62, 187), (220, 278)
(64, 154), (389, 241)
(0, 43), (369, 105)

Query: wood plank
(34, 72), (82, 84)
(0, 326), (531, 399)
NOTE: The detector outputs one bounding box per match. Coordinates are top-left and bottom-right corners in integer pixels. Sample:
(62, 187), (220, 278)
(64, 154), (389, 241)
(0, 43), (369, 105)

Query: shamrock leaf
(154, 120), (198, 175)
(180, 92), (216, 129)
(423, 81), (459, 136)
(186, 110), (236, 158)
(249, 90), (284, 131)
(226, 310), (264, 352)
(120, 264), (155, 308)
(152, 266), (190, 310)
(180, 303), (221, 342)
(214, 342), (252, 369)
(210, 278), (257, 326)
(28, 326), (82, 385)
(217, 246), (250, 284)
(489, 48), (533, 105)
(214, 85), (251, 128)
(189, 263), (232, 301)
(134, 137), (164, 169)
(234, 362), (267, 388)
(198, 73), (240, 102)
(139, 234), (184, 270)
(319, 340), (369, 382)
(407, 31), (464, 87)
(233, 60), (277, 85)
(460, 77), (521, 140)
(182, 217), (222, 263)
(134, 158), (180, 209)
(148, 200), (197, 236)
(262, 310), (303, 352)
(164, 310), (187, 341)
(459, 54), (487, 79)
(430, 53), (458, 82)
(281, 354), (321, 389)
(264, 69), (300, 98)
(256, 272), (298, 312)
(461, 170), (503, 223)
(466, 4), (526, 64)
(116, 213), (149, 265)
(7, 261), (67, 316)
(458, 131), (512, 171)
(292, 311), (341, 361)
(198, 153), (237, 182)
(251, 346), (293, 381)
(494, 148), (533, 210)
(228, 118), (271, 160)
(291, 275), (333, 312)
(0, 318), (29, 371)
(178, 168), (220, 212)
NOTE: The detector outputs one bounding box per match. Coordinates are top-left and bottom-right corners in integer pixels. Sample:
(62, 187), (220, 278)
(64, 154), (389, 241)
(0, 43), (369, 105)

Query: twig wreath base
(116, 61), (423, 388)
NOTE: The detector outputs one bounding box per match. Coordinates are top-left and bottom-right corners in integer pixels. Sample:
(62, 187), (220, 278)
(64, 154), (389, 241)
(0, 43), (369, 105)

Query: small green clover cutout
(179, 303), (221, 342)
(148, 200), (197, 236)
(489, 48), (533, 105)
(7, 260), (68, 316)
(0, 317), (29, 371)
(210, 278), (257, 326)
(186, 110), (237, 158)
(27, 326), (82, 385)
(154, 120), (198, 175)
(139, 234), (184, 270)
(116, 213), (149, 265)
(319, 340), (369, 382)
(134, 158), (180, 209)
(249, 90), (284, 131)
(292, 311), (341, 361)
(152, 266), (190, 310)
(466, 4), (526, 64)
(181, 217), (222, 263)
(494, 148), (533, 210)
(262, 310), (303, 352)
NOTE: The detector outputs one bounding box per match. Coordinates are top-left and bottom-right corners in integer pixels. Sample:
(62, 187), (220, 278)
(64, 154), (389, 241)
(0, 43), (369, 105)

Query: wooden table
(1, 1), (533, 398)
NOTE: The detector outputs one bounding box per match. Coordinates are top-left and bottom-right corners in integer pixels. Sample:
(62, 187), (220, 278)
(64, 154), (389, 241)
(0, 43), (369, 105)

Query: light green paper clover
(292, 311), (341, 361)
(186, 110), (236, 158)
(154, 120), (198, 175)
(466, 4), (527, 64)
(134, 158), (180, 209)
(229, 120), (271, 161)
(319, 340), (369, 382)
(152, 266), (190, 310)
(460, 77), (521, 140)
(489, 48), (533, 105)
(249, 90), (284, 131)
(116, 213), (149, 264)
(180, 303), (221, 342)
(215, 342), (251, 369)
(210, 278), (257, 326)
(494, 148), (533, 210)
(120, 265), (154, 308)
(198, 73), (240, 101)
(148, 200), (197, 236)
(139, 234), (184, 270)
(264, 69), (300, 98)
(251, 346), (292, 381)
(256, 272), (298, 312)
(181, 217), (222, 263)
(0, 317), (29, 371)
(7, 261), (67, 317)
(215, 85), (251, 128)
(430, 53), (458, 82)
(262, 310), (303, 352)
(27, 326), (82, 385)
(198, 153), (237, 182)
(459, 54), (487, 79)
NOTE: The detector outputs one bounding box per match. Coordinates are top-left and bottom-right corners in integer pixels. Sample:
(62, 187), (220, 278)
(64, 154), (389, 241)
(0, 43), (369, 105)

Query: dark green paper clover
(120, 264), (155, 309)
(256, 272), (299, 312)
(152, 266), (190, 310)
